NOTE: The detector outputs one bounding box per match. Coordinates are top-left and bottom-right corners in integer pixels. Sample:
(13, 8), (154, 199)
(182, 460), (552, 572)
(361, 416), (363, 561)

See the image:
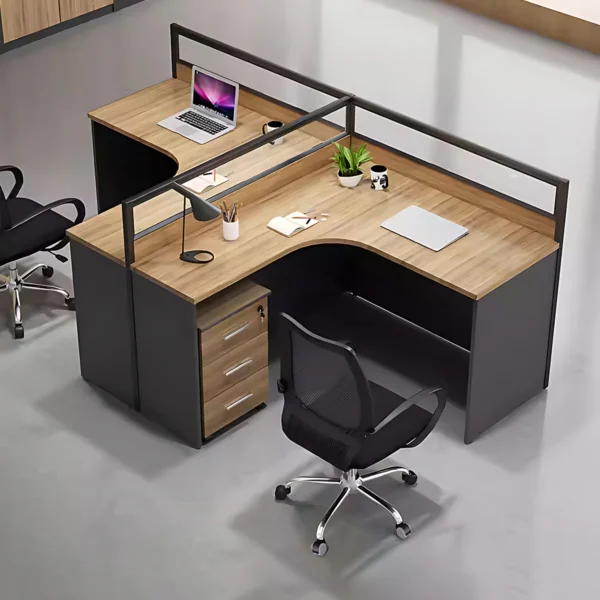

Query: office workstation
(66, 24), (570, 454)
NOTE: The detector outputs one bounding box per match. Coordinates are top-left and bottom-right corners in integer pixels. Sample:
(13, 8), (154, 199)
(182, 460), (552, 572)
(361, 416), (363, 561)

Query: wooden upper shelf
(445, 0), (600, 54)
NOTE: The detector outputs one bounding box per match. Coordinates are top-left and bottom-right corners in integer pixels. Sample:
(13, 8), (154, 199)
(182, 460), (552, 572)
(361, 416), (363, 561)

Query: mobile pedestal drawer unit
(196, 280), (271, 438)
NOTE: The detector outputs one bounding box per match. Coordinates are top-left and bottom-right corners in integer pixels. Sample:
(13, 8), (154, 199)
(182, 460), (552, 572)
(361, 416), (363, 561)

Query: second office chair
(275, 313), (446, 556)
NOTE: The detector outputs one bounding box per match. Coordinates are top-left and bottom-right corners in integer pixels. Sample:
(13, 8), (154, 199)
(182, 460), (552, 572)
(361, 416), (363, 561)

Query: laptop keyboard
(177, 111), (228, 135)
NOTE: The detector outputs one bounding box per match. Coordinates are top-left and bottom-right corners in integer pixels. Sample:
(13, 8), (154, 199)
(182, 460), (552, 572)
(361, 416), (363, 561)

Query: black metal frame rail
(119, 23), (570, 407)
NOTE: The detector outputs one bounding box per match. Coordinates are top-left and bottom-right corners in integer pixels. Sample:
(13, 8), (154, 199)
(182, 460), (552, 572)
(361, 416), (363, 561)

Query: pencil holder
(223, 220), (239, 241)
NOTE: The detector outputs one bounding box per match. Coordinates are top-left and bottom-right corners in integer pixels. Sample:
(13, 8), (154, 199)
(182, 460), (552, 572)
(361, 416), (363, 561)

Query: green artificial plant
(331, 143), (372, 177)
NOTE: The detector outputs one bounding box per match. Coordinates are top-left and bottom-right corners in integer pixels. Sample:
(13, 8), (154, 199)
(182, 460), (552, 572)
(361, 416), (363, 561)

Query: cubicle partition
(69, 23), (570, 447)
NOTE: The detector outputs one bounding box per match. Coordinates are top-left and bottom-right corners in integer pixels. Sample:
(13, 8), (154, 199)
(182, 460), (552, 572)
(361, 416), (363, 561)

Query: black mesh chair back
(279, 313), (376, 470)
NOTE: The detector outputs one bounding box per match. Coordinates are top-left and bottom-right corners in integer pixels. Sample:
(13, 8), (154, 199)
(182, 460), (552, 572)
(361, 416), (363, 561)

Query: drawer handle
(225, 358), (253, 377)
(224, 322), (251, 341)
(225, 392), (254, 411)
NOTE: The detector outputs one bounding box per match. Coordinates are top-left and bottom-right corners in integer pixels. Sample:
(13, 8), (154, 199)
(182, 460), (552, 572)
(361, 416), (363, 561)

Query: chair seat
(0, 197), (71, 264)
(350, 381), (432, 470)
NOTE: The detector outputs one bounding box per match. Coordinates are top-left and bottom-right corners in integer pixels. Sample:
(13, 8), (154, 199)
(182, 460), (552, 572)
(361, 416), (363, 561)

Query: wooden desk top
(132, 161), (559, 303)
(71, 77), (559, 303)
(69, 78), (330, 263)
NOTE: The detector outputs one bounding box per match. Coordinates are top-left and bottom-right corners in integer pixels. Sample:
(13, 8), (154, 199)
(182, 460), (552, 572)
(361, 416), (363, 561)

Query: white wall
(2, 0), (599, 215)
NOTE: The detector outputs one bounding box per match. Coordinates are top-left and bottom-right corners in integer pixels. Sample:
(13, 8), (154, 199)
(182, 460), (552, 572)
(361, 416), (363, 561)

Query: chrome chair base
(274, 466), (418, 556)
(0, 261), (75, 339)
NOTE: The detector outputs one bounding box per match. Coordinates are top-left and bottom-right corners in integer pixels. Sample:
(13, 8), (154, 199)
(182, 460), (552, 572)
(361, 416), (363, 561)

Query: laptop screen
(192, 70), (237, 123)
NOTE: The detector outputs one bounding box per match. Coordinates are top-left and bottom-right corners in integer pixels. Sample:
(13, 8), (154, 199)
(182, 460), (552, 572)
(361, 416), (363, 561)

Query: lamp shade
(172, 183), (221, 221)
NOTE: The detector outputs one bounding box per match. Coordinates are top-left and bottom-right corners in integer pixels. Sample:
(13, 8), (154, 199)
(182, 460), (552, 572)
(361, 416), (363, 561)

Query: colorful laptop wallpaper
(193, 71), (237, 122)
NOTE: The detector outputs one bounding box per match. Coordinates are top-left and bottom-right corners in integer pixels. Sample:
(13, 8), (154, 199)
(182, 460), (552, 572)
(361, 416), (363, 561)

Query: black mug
(262, 120), (284, 145)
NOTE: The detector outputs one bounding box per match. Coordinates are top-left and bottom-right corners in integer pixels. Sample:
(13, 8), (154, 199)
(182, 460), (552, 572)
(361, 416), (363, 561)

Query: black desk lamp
(173, 183), (221, 264)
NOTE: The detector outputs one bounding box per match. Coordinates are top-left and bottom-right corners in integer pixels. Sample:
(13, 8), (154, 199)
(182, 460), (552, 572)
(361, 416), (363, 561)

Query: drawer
(203, 367), (269, 438)
(201, 299), (268, 364)
(202, 332), (268, 401)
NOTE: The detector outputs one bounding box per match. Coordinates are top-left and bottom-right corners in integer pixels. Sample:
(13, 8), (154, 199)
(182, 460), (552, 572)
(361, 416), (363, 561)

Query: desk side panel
(92, 121), (178, 213)
(71, 241), (136, 407)
(133, 273), (202, 448)
(465, 251), (558, 443)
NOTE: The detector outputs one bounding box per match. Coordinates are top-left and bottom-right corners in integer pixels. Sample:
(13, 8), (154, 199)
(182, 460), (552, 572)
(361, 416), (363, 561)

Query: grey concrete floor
(2, 0), (600, 598)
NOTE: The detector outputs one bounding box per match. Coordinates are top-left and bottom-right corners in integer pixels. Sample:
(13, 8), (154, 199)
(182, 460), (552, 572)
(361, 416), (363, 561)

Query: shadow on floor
(35, 378), (196, 480)
(0, 266), (74, 346)
(231, 459), (463, 599)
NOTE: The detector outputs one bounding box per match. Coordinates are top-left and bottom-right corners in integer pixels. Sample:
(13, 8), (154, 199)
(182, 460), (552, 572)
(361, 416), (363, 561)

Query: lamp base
(179, 250), (215, 264)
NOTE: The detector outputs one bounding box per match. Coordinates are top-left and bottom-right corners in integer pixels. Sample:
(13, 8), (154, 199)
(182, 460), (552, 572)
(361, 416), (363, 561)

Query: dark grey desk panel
(133, 273), (202, 449)
(71, 241), (136, 408)
(466, 251), (558, 443)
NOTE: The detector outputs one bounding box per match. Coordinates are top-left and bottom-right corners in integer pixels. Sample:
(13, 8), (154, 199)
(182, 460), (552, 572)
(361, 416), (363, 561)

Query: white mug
(223, 220), (239, 241)
(370, 165), (389, 191)
(263, 120), (284, 145)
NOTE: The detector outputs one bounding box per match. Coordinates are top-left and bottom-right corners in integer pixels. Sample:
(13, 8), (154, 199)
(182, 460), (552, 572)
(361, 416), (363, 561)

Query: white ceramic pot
(337, 170), (363, 188)
(223, 220), (239, 241)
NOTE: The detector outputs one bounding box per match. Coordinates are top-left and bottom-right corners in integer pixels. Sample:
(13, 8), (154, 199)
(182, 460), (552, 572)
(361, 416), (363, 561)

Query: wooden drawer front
(203, 368), (269, 437)
(201, 299), (268, 364)
(202, 332), (268, 401)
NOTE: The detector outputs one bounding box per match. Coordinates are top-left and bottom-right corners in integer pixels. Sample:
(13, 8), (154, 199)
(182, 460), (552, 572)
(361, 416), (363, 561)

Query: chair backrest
(279, 313), (375, 470)
(0, 179), (11, 231)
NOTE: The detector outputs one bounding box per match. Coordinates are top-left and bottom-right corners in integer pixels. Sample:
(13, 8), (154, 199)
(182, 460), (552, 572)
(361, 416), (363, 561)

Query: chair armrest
(6, 197), (86, 232)
(370, 387), (447, 445)
(0, 166), (24, 199)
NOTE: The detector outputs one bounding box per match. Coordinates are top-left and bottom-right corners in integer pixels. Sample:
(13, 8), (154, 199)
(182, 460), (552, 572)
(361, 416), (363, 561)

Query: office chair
(275, 313), (446, 556)
(0, 165), (85, 339)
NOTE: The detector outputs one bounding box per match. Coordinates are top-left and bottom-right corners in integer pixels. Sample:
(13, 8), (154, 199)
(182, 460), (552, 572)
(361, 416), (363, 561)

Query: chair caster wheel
(65, 297), (76, 311)
(274, 485), (291, 501)
(312, 540), (328, 557)
(402, 470), (418, 486)
(396, 523), (411, 539)
(13, 324), (24, 339)
(42, 266), (54, 278)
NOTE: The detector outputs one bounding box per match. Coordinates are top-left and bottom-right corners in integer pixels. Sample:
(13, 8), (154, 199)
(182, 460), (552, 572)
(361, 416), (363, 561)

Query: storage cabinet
(0, 0), (144, 53)
(0, 0), (60, 43)
(196, 280), (271, 439)
(59, 0), (113, 22)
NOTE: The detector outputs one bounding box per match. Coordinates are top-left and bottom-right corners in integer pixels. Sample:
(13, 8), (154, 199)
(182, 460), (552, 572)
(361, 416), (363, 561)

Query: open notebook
(183, 170), (228, 195)
(268, 212), (318, 237)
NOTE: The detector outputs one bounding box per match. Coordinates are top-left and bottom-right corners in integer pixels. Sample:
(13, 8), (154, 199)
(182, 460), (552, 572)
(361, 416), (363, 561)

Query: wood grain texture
(133, 163), (559, 302)
(196, 279), (270, 331)
(59, 0), (113, 21)
(0, 0), (60, 42)
(444, 0), (600, 55)
(354, 137), (556, 239)
(200, 299), (268, 364)
(68, 79), (329, 263)
(202, 332), (268, 401)
(203, 367), (268, 437)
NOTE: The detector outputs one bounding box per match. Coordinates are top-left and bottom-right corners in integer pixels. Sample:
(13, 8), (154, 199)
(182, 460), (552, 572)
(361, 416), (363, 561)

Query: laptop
(381, 205), (469, 252)
(158, 66), (240, 145)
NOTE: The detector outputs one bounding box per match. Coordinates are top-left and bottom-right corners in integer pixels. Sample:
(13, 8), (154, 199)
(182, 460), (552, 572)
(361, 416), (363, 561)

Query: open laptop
(158, 66), (240, 145)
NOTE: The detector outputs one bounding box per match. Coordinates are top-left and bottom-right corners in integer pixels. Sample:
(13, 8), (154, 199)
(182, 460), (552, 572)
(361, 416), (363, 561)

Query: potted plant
(331, 143), (372, 188)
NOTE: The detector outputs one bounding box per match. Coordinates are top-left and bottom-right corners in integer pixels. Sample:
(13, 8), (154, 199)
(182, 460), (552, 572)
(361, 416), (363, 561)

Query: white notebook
(268, 212), (318, 237)
(183, 171), (228, 195)
(381, 205), (468, 251)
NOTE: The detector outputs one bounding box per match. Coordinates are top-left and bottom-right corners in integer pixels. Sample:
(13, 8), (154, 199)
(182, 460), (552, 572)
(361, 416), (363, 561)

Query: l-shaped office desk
(68, 24), (569, 449)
